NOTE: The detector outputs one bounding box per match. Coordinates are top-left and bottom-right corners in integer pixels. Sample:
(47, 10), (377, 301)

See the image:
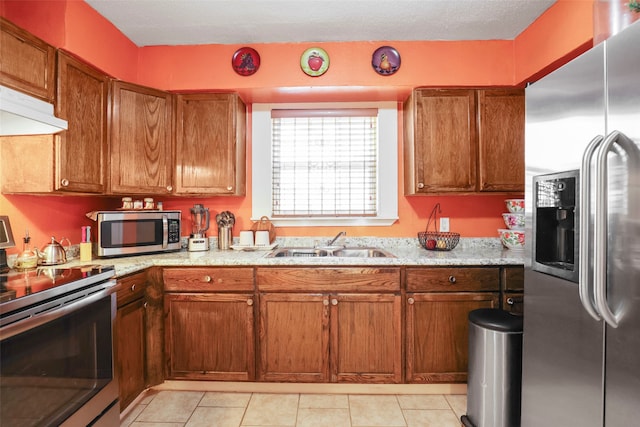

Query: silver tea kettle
(38, 236), (70, 265)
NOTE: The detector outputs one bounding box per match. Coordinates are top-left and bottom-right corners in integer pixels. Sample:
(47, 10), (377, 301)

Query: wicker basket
(417, 203), (460, 251)
(250, 216), (276, 243)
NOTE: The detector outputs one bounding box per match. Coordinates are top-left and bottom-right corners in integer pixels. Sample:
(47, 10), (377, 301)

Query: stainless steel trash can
(461, 308), (523, 427)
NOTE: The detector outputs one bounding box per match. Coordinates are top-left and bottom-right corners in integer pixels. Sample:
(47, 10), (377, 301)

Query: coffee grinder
(188, 204), (210, 252)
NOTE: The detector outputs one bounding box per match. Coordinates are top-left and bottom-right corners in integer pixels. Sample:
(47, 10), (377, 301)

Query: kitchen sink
(267, 247), (395, 258)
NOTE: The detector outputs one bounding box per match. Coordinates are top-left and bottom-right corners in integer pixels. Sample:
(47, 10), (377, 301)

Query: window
(252, 102), (398, 226)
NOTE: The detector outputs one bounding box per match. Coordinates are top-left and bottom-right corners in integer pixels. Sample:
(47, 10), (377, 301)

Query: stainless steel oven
(1, 266), (118, 427)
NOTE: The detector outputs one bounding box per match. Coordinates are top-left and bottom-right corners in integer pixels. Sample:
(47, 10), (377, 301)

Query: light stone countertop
(62, 237), (526, 277)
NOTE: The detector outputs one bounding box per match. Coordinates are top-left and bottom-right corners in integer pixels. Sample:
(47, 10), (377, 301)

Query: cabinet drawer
(503, 266), (524, 291)
(406, 267), (499, 292)
(256, 267), (401, 292)
(164, 267), (254, 292)
(116, 271), (147, 307)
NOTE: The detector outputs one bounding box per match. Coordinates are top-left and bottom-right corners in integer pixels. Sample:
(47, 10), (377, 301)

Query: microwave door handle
(162, 215), (168, 248)
(579, 135), (604, 321)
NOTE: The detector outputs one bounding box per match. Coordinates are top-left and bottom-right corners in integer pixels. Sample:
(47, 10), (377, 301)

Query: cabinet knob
(203, 275), (212, 283)
(408, 297), (415, 305)
(448, 275), (457, 284)
(227, 186), (233, 191)
(130, 284), (136, 292)
(323, 299), (329, 306)
(143, 301), (148, 309)
(247, 299), (254, 306)
(417, 182), (424, 189)
(166, 185), (173, 192)
(61, 178), (69, 187)
(331, 299), (338, 306)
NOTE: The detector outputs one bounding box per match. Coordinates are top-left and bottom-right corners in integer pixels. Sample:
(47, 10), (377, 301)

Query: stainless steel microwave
(95, 210), (181, 257)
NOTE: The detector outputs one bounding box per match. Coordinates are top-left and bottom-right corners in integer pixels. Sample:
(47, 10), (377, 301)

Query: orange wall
(0, 0), (596, 254)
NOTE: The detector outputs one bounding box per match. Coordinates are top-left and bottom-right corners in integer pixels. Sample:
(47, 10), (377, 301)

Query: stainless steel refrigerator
(521, 20), (640, 427)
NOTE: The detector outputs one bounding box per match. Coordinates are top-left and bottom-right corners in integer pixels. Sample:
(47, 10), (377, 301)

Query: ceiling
(84, 0), (557, 47)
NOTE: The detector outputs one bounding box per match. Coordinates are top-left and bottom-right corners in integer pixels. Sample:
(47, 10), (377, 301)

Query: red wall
(0, 0), (595, 254)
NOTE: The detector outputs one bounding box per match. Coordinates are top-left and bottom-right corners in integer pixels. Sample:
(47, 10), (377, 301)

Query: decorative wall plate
(300, 47), (329, 77)
(232, 47), (260, 76)
(372, 46), (401, 75)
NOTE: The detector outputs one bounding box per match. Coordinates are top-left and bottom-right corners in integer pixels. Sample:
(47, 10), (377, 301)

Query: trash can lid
(468, 308), (523, 332)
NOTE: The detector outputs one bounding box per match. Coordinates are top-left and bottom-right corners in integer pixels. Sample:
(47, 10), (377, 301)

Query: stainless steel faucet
(327, 231), (346, 246)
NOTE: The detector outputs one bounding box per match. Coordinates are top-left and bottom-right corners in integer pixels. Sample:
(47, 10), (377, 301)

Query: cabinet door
(175, 93), (246, 195)
(406, 292), (498, 383)
(0, 17), (55, 101)
(165, 293), (255, 381)
(116, 298), (146, 411)
(56, 52), (109, 193)
(110, 81), (173, 194)
(404, 89), (477, 193)
(330, 293), (402, 383)
(258, 293), (329, 382)
(477, 89), (525, 192)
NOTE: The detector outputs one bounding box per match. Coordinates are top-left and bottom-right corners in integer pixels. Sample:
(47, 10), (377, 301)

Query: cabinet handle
(408, 297), (415, 305)
(417, 182), (425, 189)
(143, 301), (148, 309)
(130, 284), (136, 292)
(247, 299), (254, 306)
(323, 299), (329, 306)
(227, 186), (233, 191)
(331, 299), (338, 306)
(61, 178), (69, 187)
(448, 275), (457, 284)
(203, 275), (212, 283)
(166, 185), (173, 192)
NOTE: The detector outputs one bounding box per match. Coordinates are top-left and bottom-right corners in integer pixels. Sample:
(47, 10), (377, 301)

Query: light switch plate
(440, 217), (450, 232)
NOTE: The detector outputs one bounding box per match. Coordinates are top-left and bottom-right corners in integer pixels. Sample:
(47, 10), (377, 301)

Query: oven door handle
(0, 281), (117, 340)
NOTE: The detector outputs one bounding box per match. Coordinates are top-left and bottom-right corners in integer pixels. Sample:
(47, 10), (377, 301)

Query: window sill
(252, 217), (399, 227)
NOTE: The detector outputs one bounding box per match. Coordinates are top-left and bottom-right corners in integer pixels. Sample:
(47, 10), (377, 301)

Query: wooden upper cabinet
(174, 93), (246, 195)
(404, 89), (477, 194)
(403, 88), (525, 194)
(477, 89), (525, 192)
(0, 17), (55, 101)
(110, 81), (173, 194)
(55, 51), (109, 193)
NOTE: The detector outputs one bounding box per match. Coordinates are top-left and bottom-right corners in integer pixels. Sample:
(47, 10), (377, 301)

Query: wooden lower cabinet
(405, 266), (501, 383)
(115, 272), (148, 411)
(257, 266), (402, 384)
(405, 292), (499, 383)
(165, 293), (255, 381)
(331, 293), (402, 383)
(258, 292), (402, 383)
(116, 298), (146, 410)
(258, 293), (330, 382)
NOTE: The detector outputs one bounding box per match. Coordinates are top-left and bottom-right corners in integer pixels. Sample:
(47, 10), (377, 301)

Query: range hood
(0, 85), (68, 136)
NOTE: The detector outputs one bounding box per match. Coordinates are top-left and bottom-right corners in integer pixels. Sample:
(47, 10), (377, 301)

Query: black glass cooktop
(0, 265), (115, 309)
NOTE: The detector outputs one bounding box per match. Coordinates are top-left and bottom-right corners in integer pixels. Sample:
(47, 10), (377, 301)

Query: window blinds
(271, 109), (378, 217)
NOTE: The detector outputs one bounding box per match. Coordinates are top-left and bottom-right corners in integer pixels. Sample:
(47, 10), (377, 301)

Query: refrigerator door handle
(594, 130), (640, 328)
(579, 135), (604, 321)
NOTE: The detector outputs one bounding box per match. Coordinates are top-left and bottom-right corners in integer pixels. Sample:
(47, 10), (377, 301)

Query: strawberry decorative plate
(300, 47), (329, 77)
(232, 47), (260, 76)
(372, 46), (401, 75)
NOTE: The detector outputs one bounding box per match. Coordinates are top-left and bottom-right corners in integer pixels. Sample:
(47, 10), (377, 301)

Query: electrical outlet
(440, 217), (450, 232)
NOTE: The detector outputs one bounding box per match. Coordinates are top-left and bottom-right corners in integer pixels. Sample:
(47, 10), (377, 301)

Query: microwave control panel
(168, 219), (181, 244)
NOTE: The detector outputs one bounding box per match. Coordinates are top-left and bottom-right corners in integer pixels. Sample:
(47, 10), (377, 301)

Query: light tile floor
(121, 390), (466, 427)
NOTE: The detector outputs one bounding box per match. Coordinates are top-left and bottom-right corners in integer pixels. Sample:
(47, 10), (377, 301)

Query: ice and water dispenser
(532, 170), (579, 282)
